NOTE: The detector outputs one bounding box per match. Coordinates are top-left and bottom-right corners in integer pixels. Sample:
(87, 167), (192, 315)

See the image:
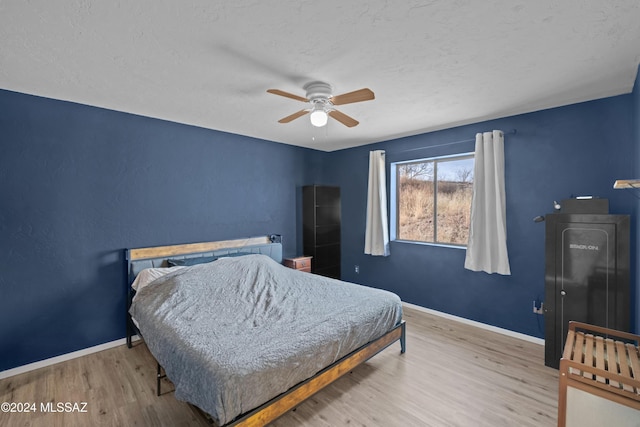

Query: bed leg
(126, 322), (132, 349)
(157, 363), (162, 396)
(400, 321), (406, 354)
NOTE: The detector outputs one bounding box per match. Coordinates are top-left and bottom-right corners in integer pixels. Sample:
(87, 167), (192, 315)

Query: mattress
(129, 254), (402, 425)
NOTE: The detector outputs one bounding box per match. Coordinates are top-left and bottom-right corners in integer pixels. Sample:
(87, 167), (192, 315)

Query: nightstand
(283, 256), (312, 273)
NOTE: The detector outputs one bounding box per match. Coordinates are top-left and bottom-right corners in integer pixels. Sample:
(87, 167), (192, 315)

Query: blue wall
(0, 89), (320, 372)
(321, 94), (637, 338)
(2, 79), (639, 373)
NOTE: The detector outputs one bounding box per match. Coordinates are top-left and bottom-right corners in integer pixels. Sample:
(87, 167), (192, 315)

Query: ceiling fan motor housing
(304, 81), (333, 103)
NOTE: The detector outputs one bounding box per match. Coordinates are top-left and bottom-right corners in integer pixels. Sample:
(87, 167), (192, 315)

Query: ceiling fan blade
(267, 89), (309, 103)
(278, 109), (309, 123)
(328, 110), (359, 127)
(330, 88), (375, 105)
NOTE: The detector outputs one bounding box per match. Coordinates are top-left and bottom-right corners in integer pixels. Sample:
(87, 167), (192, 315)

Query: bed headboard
(126, 236), (283, 284)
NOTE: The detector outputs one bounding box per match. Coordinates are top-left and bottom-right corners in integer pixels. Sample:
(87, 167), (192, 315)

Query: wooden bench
(558, 321), (640, 427)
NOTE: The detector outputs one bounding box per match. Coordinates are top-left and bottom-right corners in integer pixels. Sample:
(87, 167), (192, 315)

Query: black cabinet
(543, 213), (630, 368)
(303, 185), (341, 279)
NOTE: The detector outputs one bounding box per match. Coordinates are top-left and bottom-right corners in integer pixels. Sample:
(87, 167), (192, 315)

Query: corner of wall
(634, 61), (640, 334)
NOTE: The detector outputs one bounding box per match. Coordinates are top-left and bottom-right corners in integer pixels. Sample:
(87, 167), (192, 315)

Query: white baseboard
(2, 304), (543, 380)
(403, 302), (545, 346)
(0, 335), (140, 380)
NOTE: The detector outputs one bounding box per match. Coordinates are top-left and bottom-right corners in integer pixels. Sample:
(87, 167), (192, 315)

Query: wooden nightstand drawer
(283, 256), (312, 272)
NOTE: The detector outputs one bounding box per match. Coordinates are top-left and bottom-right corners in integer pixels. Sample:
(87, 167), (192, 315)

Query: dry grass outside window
(397, 160), (473, 245)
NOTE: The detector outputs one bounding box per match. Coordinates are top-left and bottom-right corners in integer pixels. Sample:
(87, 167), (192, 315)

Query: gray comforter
(129, 254), (402, 425)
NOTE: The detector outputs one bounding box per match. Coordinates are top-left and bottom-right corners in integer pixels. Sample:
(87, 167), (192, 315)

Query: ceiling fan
(267, 81), (375, 128)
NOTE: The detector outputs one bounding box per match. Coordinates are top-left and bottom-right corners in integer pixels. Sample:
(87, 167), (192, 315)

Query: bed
(126, 236), (405, 426)
(558, 321), (639, 427)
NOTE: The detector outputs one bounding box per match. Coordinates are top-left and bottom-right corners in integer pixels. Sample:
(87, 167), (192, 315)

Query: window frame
(390, 152), (474, 249)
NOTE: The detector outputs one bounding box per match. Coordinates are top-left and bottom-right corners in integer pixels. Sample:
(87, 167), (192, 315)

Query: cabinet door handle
(560, 290), (566, 296)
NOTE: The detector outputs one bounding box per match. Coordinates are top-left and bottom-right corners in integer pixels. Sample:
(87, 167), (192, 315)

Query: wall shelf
(613, 179), (640, 189)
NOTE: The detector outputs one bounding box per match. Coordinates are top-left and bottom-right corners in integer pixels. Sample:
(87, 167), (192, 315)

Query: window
(392, 153), (474, 246)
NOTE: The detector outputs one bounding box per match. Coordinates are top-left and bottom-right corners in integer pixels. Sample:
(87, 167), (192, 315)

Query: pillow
(131, 266), (185, 292)
(218, 252), (253, 258)
(167, 255), (218, 266)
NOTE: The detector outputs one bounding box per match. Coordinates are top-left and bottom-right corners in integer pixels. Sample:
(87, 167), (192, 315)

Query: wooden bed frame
(126, 236), (406, 427)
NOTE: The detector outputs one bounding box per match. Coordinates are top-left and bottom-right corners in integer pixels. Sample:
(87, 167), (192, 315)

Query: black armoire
(303, 185), (341, 279)
(543, 212), (630, 368)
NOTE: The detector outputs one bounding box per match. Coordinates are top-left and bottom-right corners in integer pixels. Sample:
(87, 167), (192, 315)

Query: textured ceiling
(1, 1), (639, 151)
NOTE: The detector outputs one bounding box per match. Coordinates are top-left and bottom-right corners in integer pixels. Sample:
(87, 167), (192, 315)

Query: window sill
(392, 239), (467, 250)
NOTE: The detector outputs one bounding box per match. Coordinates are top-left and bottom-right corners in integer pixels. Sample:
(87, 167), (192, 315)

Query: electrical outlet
(532, 300), (544, 315)
(354, 265), (359, 274)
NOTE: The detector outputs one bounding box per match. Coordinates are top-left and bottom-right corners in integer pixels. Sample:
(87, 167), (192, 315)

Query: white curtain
(365, 150), (390, 256)
(464, 130), (511, 275)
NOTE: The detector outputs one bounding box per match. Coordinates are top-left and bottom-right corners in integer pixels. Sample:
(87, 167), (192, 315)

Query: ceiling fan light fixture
(267, 82), (372, 128)
(309, 105), (328, 127)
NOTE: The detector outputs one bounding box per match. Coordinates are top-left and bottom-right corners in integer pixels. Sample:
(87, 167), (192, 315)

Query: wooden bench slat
(605, 338), (618, 388)
(583, 334), (594, 380)
(563, 329), (576, 360)
(595, 336), (606, 383)
(626, 343), (640, 395)
(616, 340), (633, 393)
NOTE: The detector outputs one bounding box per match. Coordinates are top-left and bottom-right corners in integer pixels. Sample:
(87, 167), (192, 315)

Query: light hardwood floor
(0, 306), (559, 426)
